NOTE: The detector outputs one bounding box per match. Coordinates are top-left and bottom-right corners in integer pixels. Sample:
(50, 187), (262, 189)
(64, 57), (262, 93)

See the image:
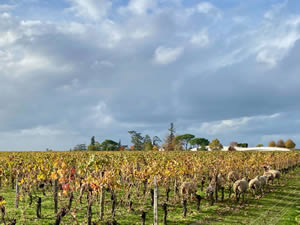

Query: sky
(1, 0), (300, 150)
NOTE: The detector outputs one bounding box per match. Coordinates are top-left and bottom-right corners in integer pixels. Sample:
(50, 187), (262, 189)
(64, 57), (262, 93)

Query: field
(0, 151), (299, 225)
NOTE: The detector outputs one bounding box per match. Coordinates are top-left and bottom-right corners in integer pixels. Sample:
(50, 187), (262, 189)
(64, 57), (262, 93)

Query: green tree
(256, 144), (264, 147)
(144, 141), (153, 151)
(95, 141), (102, 151)
(73, 144), (87, 151)
(276, 139), (285, 148)
(173, 135), (184, 151)
(101, 139), (119, 151)
(88, 136), (97, 151)
(175, 134), (195, 150)
(88, 144), (96, 151)
(144, 135), (152, 144)
(128, 131), (144, 150)
(152, 136), (162, 146)
(268, 141), (276, 147)
(209, 138), (223, 151)
(285, 139), (296, 149)
(164, 123), (176, 151)
(199, 145), (208, 151)
(237, 143), (248, 148)
(168, 123), (175, 142)
(118, 139), (121, 151)
(91, 136), (95, 146)
(189, 138), (209, 149)
(143, 135), (153, 150)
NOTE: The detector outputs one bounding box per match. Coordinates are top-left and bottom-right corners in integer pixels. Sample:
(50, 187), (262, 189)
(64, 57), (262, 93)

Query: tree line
(266, 139), (296, 149)
(72, 123), (296, 151)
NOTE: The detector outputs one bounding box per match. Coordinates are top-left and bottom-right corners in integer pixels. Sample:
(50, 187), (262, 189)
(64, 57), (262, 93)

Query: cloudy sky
(1, 0), (300, 150)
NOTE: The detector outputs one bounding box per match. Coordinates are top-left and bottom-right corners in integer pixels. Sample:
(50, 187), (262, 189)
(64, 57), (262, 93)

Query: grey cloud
(1, 1), (300, 150)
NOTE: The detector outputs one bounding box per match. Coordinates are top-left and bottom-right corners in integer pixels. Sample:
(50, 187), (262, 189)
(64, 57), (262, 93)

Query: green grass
(0, 167), (299, 225)
(191, 167), (300, 225)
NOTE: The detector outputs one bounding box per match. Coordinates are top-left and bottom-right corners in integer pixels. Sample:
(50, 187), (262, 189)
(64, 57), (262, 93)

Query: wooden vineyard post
(141, 210), (146, 225)
(153, 176), (158, 225)
(201, 177), (205, 192)
(195, 194), (202, 211)
(54, 179), (58, 214)
(15, 172), (19, 209)
(37, 197), (42, 218)
(173, 179), (178, 201)
(214, 174), (218, 202)
(68, 192), (73, 210)
(87, 192), (92, 225)
(54, 208), (67, 225)
(151, 189), (154, 206)
(221, 187), (225, 202)
(100, 171), (105, 221)
(110, 189), (116, 222)
(165, 186), (170, 202)
(162, 203), (168, 225)
(209, 191), (214, 206)
(182, 200), (187, 217)
(11, 174), (14, 190)
(228, 184), (232, 199)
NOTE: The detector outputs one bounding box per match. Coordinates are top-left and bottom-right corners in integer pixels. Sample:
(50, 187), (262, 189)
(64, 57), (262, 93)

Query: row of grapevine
(0, 151), (299, 224)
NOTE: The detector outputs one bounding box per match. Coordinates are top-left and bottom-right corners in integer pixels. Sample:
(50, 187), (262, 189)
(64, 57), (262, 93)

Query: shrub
(88, 144), (97, 151)
(228, 145), (236, 151)
(209, 138), (223, 151)
(285, 139), (296, 149)
(152, 146), (159, 151)
(237, 143), (248, 148)
(268, 141), (276, 147)
(199, 145), (208, 151)
(276, 139), (285, 148)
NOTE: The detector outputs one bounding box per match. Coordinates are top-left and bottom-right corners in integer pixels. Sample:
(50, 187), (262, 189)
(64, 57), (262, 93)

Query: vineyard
(0, 151), (299, 225)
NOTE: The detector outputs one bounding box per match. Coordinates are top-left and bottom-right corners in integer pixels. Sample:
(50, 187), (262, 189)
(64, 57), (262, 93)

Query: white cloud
(286, 16), (300, 27)
(1, 0), (300, 150)
(0, 4), (16, 11)
(153, 46), (184, 65)
(58, 22), (87, 35)
(255, 25), (300, 67)
(199, 117), (251, 135)
(232, 16), (247, 24)
(98, 20), (123, 48)
(67, 0), (112, 20)
(97, 60), (114, 67)
(196, 2), (221, 19)
(264, 0), (287, 20)
(256, 50), (277, 67)
(131, 29), (150, 39)
(190, 30), (210, 47)
(0, 12), (11, 18)
(128, 0), (156, 15)
(189, 113), (281, 136)
(20, 20), (41, 27)
(20, 126), (65, 136)
(0, 31), (18, 47)
(197, 2), (215, 14)
(2, 52), (73, 79)
(0, 125), (82, 150)
(82, 102), (114, 128)
(58, 78), (80, 92)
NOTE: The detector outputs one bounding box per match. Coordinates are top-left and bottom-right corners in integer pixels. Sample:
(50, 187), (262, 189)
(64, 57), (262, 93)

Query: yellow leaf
(0, 200), (6, 206)
(51, 172), (58, 180)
